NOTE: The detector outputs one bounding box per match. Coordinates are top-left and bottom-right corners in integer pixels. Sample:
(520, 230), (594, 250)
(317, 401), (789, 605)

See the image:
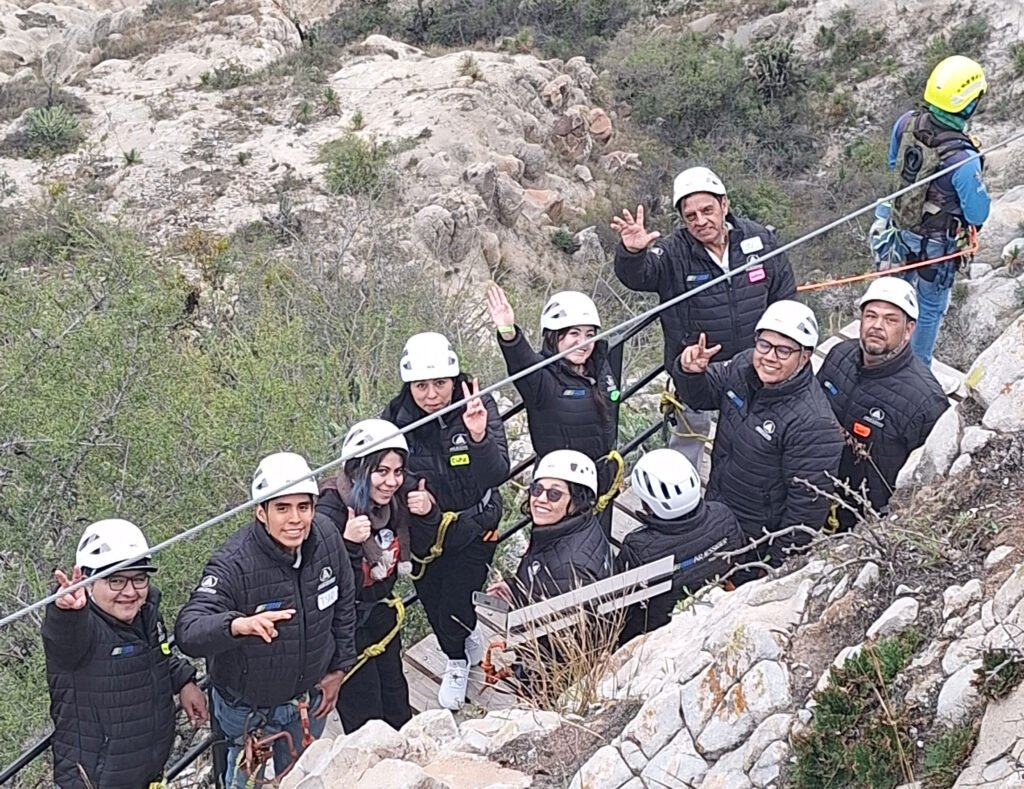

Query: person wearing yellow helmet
(872, 55), (990, 368)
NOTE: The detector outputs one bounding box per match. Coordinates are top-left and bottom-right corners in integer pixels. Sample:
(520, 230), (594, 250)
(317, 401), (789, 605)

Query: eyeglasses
(105, 575), (150, 592)
(529, 482), (566, 503)
(754, 337), (801, 360)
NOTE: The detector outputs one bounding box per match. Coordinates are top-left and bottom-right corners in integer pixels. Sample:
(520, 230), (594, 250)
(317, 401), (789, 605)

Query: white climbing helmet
(533, 449), (598, 495)
(251, 452), (319, 504)
(858, 277), (919, 321)
(755, 300), (819, 349)
(76, 519), (156, 573)
(399, 332), (460, 383)
(342, 418), (408, 460)
(631, 449), (702, 520)
(672, 166), (727, 210)
(540, 291), (602, 332)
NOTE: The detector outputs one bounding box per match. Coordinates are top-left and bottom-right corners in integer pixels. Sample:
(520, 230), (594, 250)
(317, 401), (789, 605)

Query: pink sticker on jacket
(748, 267), (767, 283)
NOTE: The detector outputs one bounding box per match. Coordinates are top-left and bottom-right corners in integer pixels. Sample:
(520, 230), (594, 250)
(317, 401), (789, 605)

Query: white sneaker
(464, 624), (486, 665)
(438, 658), (468, 710)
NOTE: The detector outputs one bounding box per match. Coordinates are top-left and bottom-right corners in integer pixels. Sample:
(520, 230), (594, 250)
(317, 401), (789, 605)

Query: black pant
(414, 539), (496, 660)
(337, 601), (411, 733)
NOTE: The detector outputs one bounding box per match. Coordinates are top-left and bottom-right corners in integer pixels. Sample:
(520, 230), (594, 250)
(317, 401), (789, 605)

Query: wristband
(497, 326), (515, 335)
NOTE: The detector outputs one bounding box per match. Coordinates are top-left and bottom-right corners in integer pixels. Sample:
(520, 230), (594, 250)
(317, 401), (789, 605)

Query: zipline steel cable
(2, 127), (1023, 631)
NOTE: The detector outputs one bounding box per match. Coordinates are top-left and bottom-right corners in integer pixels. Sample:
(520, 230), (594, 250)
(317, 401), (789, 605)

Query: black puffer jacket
(818, 339), (948, 528)
(497, 328), (618, 465)
(43, 587), (196, 789)
(175, 516), (357, 708)
(381, 374), (510, 554)
(678, 350), (844, 565)
(512, 512), (611, 603)
(614, 215), (796, 391)
(617, 501), (747, 639)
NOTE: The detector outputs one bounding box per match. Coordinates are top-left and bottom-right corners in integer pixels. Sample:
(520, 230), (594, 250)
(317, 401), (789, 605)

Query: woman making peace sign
(381, 332), (509, 710)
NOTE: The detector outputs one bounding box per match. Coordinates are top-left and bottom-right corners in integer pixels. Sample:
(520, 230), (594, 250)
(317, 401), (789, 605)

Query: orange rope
(796, 230), (979, 293)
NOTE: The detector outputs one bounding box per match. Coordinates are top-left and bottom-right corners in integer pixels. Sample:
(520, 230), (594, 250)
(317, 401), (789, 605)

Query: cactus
(24, 105), (83, 157)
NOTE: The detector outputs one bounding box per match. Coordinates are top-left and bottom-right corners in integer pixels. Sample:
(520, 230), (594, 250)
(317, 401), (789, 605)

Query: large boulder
(966, 313), (1024, 407)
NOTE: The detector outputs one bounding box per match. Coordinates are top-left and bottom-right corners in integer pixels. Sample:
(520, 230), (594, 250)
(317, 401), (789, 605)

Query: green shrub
(973, 648), (1024, 700)
(198, 61), (249, 90)
(814, 7), (888, 76)
(317, 132), (396, 196)
(922, 724), (978, 789)
(790, 628), (922, 788)
(1009, 41), (1024, 77)
(23, 105), (84, 158)
(926, 14), (991, 63)
(550, 227), (580, 255)
(457, 53), (483, 81)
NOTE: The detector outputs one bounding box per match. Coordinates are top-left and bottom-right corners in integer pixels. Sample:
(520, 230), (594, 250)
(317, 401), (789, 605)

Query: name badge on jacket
(317, 585), (338, 610)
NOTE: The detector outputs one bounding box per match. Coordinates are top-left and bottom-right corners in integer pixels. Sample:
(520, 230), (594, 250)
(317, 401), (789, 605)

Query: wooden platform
(404, 634), (520, 713)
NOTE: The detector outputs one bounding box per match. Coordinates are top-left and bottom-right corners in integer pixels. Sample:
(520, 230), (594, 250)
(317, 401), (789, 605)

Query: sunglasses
(529, 482), (566, 503)
(105, 575), (151, 592)
(754, 337), (801, 360)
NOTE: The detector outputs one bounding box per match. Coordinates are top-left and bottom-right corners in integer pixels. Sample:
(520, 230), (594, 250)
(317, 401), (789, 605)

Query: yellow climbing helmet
(923, 55), (987, 113)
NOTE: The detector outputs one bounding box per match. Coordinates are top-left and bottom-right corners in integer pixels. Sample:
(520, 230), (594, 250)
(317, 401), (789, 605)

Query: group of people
(42, 55), (989, 788)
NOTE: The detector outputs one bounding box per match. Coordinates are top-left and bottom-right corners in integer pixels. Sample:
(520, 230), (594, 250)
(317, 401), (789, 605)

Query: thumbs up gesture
(344, 507), (372, 543)
(680, 333), (722, 374)
(407, 478), (436, 516)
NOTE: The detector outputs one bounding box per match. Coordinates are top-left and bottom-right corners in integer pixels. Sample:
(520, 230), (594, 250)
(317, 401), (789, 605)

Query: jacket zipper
(294, 569), (306, 693)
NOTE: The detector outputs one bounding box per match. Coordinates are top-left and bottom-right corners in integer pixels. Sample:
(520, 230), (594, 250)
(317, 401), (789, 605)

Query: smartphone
(473, 590), (510, 614)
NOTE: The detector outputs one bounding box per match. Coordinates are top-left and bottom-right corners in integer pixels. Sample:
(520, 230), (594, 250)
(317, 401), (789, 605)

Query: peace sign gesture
(461, 378), (488, 442)
(54, 566), (88, 611)
(610, 205), (661, 253)
(680, 333), (722, 374)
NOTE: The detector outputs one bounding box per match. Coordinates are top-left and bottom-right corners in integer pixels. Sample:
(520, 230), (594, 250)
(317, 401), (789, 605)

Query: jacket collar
(637, 500), (707, 533)
(529, 510), (597, 550)
(251, 518), (315, 567)
(741, 351), (814, 402)
(386, 376), (470, 432)
(856, 341), (915, 378)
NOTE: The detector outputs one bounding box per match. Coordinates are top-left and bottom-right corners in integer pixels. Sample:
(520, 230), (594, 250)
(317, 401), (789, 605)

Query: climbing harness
(342, 596), (406, 681)
(659, 389), (714, 444)
(594, 450), (625, 513)
(409, 488), (495, 579)
(408, 511), (459, 580)
(480, 637), (515, 687)
(233, 696), (314, 788)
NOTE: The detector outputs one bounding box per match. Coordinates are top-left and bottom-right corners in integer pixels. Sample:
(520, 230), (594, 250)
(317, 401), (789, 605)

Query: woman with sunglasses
(485, 286), (620, 519)
(677, 300), (843, 574)
(488, 450), (611, 606)
(44, 519), (207, 789)
(381, 332), (509, 710)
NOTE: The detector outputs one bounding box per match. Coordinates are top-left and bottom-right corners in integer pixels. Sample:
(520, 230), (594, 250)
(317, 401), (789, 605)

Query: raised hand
(54, 567), (88, 611)
(407, 478), (435, 517)
(485, 285), (516, 339)
(230, 609), (295, 643)
(679, 333), (722, 374)
(344, 507), (372, 543)
(461, 378), (488, 442)
(610, 205), (662, 253)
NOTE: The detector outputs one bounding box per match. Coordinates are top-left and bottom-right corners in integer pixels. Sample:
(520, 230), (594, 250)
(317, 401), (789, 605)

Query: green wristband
(497, 326), (515, 335)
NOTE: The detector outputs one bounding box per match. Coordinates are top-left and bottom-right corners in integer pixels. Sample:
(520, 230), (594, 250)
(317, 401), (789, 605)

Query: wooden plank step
(403, 635), (518, 712)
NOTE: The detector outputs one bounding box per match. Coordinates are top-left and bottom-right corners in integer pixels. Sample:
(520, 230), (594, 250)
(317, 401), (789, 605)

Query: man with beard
(818, 277), (948, 530)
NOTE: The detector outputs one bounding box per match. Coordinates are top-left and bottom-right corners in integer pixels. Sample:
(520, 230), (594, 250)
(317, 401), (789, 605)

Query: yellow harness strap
(408, 511), (459, 580)
(342, 596), (406, 682)
(660, 389), (713, 443)
(594, 450), (625, 513)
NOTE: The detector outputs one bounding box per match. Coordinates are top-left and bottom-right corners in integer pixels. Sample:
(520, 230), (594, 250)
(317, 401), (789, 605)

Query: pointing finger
(636, 204), (644, 226)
